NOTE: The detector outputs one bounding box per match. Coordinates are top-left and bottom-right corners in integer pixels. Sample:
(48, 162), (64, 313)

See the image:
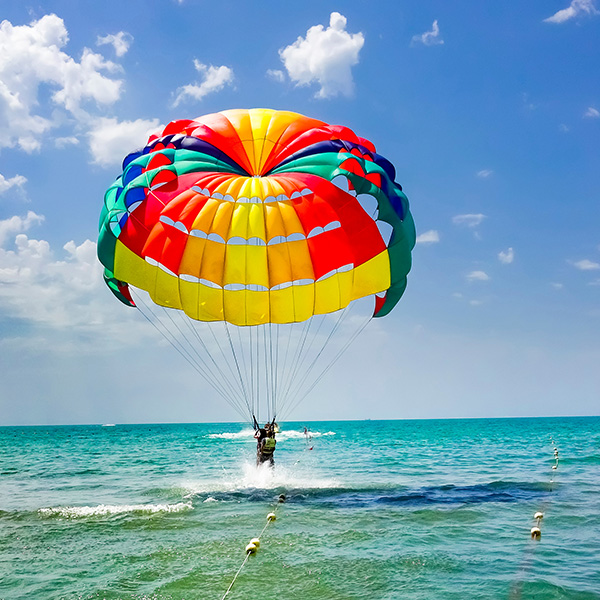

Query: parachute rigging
(132, 287), (373, 423)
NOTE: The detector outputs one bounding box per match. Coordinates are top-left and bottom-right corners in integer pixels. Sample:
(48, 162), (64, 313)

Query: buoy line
(509, 437), (560, 599)
(220, 507), (281, 600)
(219, 432), (316, 599)
(528, 437), (559, 541)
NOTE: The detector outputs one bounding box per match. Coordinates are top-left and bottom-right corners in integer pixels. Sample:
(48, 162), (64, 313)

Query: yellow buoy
(534, 512), (543, 520)
(552, 465), (557, 470)
(245, 542), (258, 554)
(531, 526), (541, 539)
(249, 538), (260, 548)
(267, 512), (276, 521)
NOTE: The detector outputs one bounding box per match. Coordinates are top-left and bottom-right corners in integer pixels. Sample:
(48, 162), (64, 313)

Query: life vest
(261, 437), (276, 454)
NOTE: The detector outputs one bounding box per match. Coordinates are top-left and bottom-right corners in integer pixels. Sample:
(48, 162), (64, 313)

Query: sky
(0, 0), (599, 425)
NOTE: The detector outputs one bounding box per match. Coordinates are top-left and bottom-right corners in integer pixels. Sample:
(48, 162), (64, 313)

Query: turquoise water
(1, 417), (599, 599)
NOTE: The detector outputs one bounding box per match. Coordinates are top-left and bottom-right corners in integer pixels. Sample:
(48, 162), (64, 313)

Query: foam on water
(38, 501), (193, 518)
(207, 428), (254, 439)
(207, 428), (335, 441)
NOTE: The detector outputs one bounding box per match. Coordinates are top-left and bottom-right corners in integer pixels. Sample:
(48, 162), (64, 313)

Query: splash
(182, 461), (341, 499)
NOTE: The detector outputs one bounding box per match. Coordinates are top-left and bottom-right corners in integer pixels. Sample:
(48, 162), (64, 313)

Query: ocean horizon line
(1, 413), (598, 428)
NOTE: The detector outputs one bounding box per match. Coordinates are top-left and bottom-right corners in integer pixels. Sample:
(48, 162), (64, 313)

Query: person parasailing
(253, 416), (277, 467)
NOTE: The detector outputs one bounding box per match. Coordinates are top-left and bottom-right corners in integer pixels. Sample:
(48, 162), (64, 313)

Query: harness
(261, 437), (276, 455)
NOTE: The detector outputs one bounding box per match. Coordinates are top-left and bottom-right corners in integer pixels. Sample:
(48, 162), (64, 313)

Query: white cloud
(88, 117), (161, 168)
(0, 211), (44, 246)
(477, 169), (493, 178)
(173, 61), (234, 107)
(452, 213), (486, 228)
(411, 20), (444, 46)
(279, 12), (364, 99)
(55, 136), (80, 148)
(551, 282), (564, 289)
(0, 219), (145, 339)
(466, 270), (490, 282)
(584, 107), (600, 118)
(0, 14), (123, 152)
(0, 233), (101, 329)
(572, 259), (600, 270)
(544, 0), (599, 23)
(498, 247), (514, 264)
(416, 230), (440, 244)
(0, 173), (27, 195)
(0, 220), (205, 363)
(559, 123), (570, 132)
(96, 31), (133, 57)
(266, 69), (285, 83)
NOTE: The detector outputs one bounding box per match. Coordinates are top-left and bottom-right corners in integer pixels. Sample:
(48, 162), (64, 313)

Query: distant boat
(102, 424), (116, 427)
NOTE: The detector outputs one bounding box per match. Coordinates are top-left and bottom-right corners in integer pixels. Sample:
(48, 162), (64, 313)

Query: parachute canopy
(98, 109), (415, 421)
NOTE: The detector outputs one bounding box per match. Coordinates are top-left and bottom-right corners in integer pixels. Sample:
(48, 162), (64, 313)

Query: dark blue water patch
(186, 480), (553, 509)
(375, 481), (553, 507)
(287, 481), (553, 509)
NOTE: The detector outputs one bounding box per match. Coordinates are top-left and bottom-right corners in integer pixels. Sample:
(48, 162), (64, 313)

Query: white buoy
(245, 542), (258, 554)
(552, 465), (557, 470)
(249, 538), (260, 548)
(534, 512), (544, 520)
(267, 512), (276, 521)
(531, 526), (541, 539)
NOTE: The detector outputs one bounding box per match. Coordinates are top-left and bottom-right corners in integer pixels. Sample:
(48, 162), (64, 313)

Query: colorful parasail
(98, 108), (416, 422)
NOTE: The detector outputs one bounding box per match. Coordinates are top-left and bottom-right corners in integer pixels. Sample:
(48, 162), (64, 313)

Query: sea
(0, 417), (599, 600)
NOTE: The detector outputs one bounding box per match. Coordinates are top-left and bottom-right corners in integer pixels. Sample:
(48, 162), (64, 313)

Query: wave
(38, 501), (193, 519)
(207, 428), (255, 439)
(277, 430), (336, 440)
(206, 428), (335, 440)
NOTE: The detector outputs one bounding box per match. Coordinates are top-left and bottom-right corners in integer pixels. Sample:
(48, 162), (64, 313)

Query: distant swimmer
(253, 416), (277, 467)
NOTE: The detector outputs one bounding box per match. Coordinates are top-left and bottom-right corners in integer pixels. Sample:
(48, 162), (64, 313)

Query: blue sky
(1, 1), (599, 425)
